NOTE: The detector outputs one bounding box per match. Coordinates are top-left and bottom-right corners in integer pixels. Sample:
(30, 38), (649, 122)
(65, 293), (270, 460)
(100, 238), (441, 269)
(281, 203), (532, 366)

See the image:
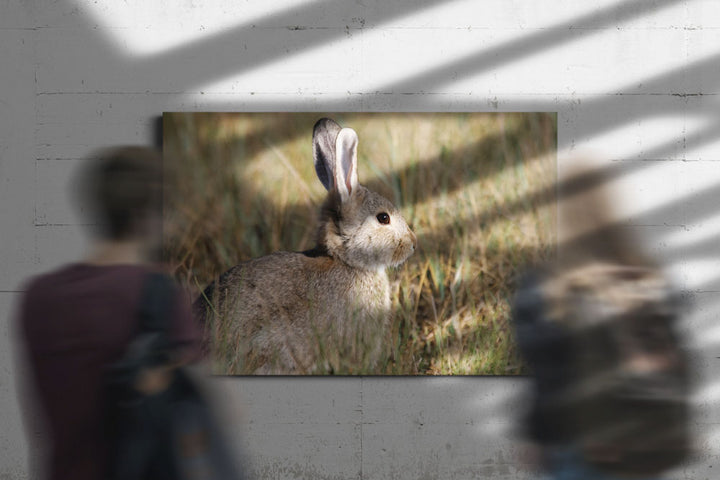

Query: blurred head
(513, 160), (692, 476)
(76, 146), (163, 248)
(556, 159), (656, 271)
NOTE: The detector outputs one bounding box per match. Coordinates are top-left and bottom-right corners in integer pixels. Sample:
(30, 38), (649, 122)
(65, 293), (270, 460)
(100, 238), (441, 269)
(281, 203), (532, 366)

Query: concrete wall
(1, 1), (718, 478)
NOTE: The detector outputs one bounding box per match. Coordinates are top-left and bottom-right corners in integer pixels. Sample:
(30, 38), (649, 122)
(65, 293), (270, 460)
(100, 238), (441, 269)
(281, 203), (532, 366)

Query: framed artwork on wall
(163, 112), (556, 375)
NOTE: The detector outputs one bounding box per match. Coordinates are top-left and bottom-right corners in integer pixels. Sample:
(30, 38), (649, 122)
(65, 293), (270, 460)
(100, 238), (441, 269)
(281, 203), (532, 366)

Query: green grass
(163, 112), (556, 375)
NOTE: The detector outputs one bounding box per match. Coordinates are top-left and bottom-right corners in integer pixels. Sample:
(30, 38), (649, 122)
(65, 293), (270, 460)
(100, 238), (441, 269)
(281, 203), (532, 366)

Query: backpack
(103, 272), (244, 480)
(515, 263), (692, 476)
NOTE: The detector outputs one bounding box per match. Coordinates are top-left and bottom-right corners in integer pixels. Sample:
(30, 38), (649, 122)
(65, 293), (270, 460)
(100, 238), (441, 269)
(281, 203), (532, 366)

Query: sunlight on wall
(695, 380), (720, 404)
(76, 0), (317, 56)
(568, 115), (713, 161)
(665, 213), (720, 254)
(194, 0), (692, 95)
(697, 322), (720, 348)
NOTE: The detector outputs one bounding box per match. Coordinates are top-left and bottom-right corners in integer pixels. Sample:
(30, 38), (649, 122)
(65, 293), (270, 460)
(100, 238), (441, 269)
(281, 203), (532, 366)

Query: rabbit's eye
(376, 212), (390, 225)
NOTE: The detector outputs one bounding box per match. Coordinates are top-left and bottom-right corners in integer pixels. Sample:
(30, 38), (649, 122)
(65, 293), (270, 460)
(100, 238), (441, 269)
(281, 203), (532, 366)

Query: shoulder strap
(137, 271), (176, 336)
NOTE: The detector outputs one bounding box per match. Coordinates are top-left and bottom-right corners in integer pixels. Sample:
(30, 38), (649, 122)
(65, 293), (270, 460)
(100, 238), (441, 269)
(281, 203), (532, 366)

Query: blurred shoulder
(513, 267), (551, 312)
(19, 262), (170, 300)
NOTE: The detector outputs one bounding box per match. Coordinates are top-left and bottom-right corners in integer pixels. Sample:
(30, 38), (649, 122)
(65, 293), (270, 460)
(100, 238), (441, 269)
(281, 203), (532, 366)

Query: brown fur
(196, 119), (416, 374)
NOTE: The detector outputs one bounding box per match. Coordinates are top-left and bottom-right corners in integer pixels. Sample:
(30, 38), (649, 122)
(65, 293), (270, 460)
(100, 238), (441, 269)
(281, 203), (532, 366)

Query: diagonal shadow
(136, 0), (450, 90)
(93, 0), (716, 219)
(665, 233), (720, 264)
(66, 0), (706, 166)
(189, 48), (720, 156)
(377, 0), (687, 94)
(59, 0), (714, 164)
(62, 0), (447, 92)
(66, 0), (685, 94)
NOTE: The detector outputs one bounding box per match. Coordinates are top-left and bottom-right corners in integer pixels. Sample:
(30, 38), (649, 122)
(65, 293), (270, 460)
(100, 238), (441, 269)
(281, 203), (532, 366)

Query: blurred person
(15, 147), (203, 480)
(512, 161), (692, 479)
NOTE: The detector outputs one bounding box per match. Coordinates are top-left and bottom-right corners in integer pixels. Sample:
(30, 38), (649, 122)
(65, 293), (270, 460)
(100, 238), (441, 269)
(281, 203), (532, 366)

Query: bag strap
(136, 272), (177, 362)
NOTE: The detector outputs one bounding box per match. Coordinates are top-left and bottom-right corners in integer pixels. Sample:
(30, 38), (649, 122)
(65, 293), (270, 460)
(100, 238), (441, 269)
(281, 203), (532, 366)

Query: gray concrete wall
(1, 1), (718, 478)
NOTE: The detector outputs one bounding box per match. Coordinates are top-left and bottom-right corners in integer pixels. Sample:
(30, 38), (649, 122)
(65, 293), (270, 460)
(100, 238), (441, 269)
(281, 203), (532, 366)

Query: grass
(163, 112), (556, 375)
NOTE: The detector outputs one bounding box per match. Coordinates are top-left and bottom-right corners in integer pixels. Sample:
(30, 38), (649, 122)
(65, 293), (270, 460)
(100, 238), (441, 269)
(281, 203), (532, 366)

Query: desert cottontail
(195, 118), (416, 374)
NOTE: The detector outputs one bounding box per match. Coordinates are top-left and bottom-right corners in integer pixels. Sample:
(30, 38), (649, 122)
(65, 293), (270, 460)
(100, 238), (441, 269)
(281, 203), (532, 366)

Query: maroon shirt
(17, 263), (202, 480)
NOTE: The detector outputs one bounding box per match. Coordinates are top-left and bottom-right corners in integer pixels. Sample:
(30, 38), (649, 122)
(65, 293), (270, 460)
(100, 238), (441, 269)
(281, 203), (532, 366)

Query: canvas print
(163, 112), (556, 375)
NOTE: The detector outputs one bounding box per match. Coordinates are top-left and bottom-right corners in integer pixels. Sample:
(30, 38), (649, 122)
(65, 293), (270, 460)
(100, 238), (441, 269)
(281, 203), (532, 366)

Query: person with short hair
(15, 147), (202, 480)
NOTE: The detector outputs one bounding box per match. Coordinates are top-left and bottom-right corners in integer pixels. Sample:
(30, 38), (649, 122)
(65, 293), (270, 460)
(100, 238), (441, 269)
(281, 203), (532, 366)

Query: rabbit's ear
(335, 128), (359, 202)
(312, 118), (342, 192)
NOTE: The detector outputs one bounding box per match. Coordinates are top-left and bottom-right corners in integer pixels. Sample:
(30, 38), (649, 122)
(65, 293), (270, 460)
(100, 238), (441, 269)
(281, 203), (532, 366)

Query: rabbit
(194, 117), (417, 374)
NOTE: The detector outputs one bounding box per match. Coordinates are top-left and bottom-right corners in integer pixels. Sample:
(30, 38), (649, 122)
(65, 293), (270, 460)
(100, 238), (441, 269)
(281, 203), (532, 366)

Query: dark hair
(80, 146), (162, 240)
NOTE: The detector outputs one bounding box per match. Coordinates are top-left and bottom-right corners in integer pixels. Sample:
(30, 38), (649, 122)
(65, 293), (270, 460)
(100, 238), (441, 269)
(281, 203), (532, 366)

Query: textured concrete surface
(1, 1), (718, 478)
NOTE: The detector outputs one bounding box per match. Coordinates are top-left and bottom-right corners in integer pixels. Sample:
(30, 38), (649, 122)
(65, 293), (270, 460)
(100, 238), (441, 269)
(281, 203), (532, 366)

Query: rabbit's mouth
(389, 227), (417, 266)
(391, 241), (415, 266)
